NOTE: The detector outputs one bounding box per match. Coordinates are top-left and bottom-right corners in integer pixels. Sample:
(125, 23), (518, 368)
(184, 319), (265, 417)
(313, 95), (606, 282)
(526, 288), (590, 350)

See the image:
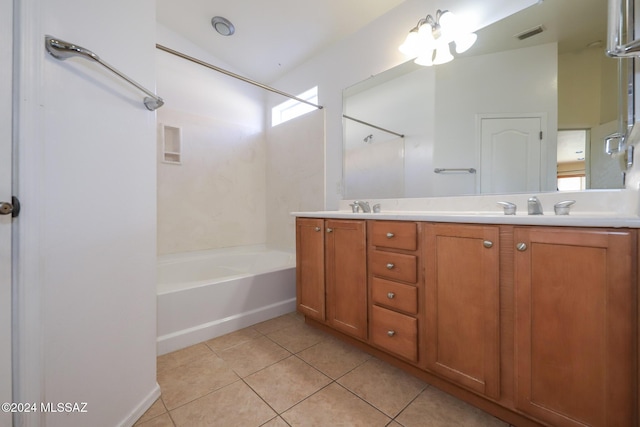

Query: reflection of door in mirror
(479, 116), (543, 194)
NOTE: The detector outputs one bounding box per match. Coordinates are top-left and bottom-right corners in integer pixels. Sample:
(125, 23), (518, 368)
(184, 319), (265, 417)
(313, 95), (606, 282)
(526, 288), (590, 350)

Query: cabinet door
(425, 223), (500, 399)
(514, 227), (635, 427)
(325, 219), (367, 340)
(296, 218), (325, 321)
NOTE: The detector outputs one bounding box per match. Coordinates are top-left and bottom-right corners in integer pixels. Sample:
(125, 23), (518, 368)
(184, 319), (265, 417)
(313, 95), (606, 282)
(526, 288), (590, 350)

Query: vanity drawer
(370, 221), (417, 251)
(371, 277), (417, 315)
(370, 250), (417, 283)
(370, 305), (418, 362)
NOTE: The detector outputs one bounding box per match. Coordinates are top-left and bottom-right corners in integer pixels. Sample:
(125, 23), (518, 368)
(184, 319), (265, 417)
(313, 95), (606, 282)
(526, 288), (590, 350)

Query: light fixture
(399, 10), (477, 66)
(211, 16), (235, 36)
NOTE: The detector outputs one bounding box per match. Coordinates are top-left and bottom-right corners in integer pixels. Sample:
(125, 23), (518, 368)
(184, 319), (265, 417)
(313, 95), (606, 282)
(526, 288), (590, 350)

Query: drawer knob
(314, 226), (321, 232)
(387, 292), (395, 299)
(326, 228), (333, 233)
(386, 263), (395, 270)
(516, 242), (527, 251)
(386, 232), (395, 238)
(483, 240), (493, 248)
(387, 330), (396, 337)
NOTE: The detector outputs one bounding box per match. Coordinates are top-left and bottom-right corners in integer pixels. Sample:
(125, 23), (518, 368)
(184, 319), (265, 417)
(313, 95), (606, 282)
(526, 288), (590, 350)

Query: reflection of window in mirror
(557, 129), (586, 191)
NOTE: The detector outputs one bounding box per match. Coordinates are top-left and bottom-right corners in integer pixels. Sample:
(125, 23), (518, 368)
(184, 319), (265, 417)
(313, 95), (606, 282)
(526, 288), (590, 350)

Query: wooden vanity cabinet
(424, 223), (501, 400)
(295, 217), (367, 340)
(296, 218), (325, 321)
(513, 227), (636, 427)
(368, 221), (423, 364)
(297, 218), (638, 427)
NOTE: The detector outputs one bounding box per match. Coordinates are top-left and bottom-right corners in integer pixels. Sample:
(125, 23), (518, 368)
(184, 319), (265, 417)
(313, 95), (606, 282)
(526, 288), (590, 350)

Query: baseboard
(156, 298), (297, 355)
(118, 382), (161, 427)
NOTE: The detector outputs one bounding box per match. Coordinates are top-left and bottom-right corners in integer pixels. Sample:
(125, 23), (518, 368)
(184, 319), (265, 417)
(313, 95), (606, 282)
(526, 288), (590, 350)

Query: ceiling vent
(515, 25), (544, 41)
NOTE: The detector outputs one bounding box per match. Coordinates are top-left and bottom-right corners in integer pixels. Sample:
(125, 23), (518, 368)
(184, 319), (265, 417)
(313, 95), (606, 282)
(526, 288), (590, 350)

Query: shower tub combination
(157, 245), (296, 355)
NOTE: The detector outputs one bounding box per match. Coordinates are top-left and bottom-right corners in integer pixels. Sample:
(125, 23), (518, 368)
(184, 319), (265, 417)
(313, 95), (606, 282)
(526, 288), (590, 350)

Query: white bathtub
(157, 245), (296, 355)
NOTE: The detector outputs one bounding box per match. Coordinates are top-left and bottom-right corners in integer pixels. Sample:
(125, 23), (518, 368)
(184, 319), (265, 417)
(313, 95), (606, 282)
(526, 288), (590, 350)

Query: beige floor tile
(170, 380), (276, 427)
(266, 321), (328, 353)
(395, 387), (509, 427)
(157, 343), (213, 374)
(297, 337), (372, 379)
(205, 327), (261, 353)
(218, 335), (291, 377)
(338, 358), (427, 417)
(245, 355), (331, 413)
(135, 398), (167, 425)
(158, 353), (240, 410)
(282, 382), (390, 426)
(253, 313), (301, 335)
(135, 413), (175, 427)
(260, 416), (290, 427)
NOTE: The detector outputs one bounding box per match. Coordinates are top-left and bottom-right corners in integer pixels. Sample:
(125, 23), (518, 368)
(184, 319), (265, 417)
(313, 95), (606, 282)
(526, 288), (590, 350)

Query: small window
(271, 86), (318, 127)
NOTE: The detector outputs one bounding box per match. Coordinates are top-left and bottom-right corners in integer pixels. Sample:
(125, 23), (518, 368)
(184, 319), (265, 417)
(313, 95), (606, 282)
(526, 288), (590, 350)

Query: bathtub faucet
(353, 201), (371, 213)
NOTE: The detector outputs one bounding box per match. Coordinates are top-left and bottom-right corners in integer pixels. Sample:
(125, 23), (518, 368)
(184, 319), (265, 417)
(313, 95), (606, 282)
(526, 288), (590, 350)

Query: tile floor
(135, 312), (511, 427)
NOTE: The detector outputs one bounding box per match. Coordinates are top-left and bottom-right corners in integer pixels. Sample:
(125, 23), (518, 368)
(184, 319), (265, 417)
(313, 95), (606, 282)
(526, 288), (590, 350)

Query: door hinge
(539, 131), (543, 140)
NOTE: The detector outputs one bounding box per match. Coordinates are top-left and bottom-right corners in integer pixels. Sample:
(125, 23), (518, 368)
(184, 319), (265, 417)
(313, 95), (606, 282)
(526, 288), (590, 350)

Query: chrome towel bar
(45, 35), (164, 111)
(434, 168), (476, 174)
(606, 0), (640, 57)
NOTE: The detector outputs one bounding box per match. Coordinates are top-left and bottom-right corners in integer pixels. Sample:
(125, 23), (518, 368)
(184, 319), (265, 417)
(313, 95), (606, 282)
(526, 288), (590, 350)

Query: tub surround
(293, 189), (640, 227)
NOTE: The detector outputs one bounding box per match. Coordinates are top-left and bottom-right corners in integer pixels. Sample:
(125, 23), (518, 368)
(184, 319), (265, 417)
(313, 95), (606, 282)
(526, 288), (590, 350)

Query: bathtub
(157, 245), (296, 355)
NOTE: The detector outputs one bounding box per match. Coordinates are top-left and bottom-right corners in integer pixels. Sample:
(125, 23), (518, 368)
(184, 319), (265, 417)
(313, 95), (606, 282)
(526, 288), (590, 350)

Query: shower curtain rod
(156, 44), (323, 110)
(342, 114), (405, 138)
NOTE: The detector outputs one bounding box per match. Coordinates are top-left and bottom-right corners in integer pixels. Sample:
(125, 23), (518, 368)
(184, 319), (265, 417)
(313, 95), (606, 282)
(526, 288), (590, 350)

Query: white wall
(15, 0), (159, 426)
(156, 25), (267, 255)
(269, 0), (539, 209)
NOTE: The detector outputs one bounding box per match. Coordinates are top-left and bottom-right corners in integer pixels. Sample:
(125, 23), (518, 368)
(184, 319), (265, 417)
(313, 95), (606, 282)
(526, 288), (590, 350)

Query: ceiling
(156, 0), (405, 83)
(463, 0), (605, 58)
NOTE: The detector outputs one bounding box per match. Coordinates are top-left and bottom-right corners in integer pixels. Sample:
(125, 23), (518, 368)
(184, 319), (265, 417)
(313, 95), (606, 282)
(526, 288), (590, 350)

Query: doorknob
(0, 201), (13, 215)
(0, 197), (20, 218)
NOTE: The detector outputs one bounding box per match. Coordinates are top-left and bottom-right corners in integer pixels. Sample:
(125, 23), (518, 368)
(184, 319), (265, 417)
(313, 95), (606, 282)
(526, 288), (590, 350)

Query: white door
(480, 117), (543, 194)
(0, 0), (13, 425)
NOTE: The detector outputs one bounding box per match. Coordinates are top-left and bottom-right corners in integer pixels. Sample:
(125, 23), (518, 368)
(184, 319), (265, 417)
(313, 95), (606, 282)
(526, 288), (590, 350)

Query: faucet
(353, 200), (371, 213)
(528, 196), (543, 215)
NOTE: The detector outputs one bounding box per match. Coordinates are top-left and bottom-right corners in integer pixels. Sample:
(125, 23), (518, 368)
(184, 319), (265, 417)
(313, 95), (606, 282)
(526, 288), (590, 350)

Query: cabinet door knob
(387, 330), (396, 337)
(516, 242), (527, 251)
(387, 292), (395, 299)
(386, 263), (395, 270)
(483, 240), (493, 248)
(386, 232), (395, 238)
(326, 228), (333, 233)
(314, 226), (321, 232)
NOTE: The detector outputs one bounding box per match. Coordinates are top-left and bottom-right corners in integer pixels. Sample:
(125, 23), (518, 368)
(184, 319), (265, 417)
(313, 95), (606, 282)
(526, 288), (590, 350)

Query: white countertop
(291, 210), (640, 227)
(291, 190), (640, 228)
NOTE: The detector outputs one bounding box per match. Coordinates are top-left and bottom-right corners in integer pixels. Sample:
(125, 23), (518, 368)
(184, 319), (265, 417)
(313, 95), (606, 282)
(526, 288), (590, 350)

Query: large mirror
(343, 0), (629, 199)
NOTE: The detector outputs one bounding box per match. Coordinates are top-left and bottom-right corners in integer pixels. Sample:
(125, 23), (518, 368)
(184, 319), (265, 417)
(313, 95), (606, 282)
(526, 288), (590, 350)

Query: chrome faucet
(353, 200), (371, 213)
(528, 196), (543, 215)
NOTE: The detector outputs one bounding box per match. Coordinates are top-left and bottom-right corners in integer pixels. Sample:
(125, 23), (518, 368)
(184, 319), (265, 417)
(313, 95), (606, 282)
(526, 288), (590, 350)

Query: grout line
(331, 381), (393, 422)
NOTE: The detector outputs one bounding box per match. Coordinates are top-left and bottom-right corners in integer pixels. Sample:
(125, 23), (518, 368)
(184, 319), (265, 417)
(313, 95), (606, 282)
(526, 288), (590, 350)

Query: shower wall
(157, 25), (267, 255)
(266, 109), (325, 251)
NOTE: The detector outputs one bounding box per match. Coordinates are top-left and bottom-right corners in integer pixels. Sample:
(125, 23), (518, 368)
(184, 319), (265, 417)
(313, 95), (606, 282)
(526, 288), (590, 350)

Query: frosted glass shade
(455, 33), (477, 53)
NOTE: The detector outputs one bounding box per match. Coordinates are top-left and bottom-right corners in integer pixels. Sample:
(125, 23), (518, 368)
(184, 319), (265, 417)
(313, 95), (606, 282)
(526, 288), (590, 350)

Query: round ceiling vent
(211, 16), (235, 36)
